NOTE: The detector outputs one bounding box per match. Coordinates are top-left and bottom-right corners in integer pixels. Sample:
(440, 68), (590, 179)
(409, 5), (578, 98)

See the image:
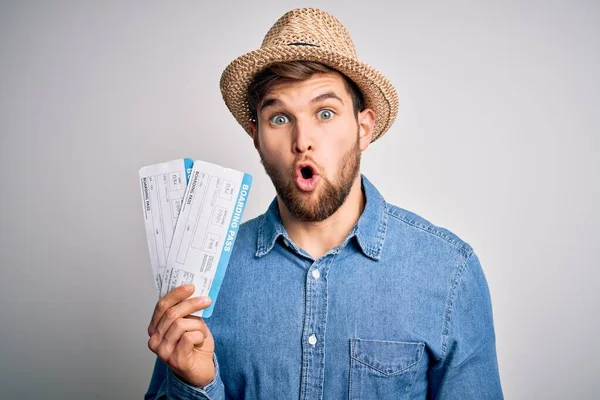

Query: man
(145, 7), (503, 399)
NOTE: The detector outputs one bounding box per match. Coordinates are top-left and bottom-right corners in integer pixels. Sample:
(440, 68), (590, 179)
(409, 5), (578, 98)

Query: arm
(428, 252), (503, 399)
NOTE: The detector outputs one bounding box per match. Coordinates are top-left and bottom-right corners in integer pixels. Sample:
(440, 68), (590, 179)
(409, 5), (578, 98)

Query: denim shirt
(146, 175), (503, 399)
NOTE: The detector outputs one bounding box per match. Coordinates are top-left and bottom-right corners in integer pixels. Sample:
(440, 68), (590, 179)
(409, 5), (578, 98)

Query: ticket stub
(160, 160), (252, 318)
(139, 158), (194, 292)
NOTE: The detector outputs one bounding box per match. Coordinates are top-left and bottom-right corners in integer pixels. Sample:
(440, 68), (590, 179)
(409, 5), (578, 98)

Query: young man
(145, 8), (503, 399)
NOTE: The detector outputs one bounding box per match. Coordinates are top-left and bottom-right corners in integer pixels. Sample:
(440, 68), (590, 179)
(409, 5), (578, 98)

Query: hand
(147, 284), (215, 388)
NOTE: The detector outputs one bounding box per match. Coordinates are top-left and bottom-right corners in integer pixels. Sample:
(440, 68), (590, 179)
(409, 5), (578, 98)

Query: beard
(259, 133), (362, 222)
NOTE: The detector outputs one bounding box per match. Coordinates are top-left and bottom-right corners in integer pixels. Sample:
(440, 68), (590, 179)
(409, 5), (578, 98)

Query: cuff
(165, 354), (225, 400)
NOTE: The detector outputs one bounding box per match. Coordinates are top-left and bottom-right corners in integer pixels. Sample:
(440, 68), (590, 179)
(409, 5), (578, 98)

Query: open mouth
(300, 166), (314, 180)
(295, 162), (320, 192)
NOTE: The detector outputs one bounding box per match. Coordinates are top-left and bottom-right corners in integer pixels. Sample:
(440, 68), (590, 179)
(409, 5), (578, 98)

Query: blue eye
(270, 114), (290, 125)
(317, 109), (334, 120)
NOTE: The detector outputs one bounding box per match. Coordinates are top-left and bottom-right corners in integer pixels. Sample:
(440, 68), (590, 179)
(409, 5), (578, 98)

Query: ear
(249, 121), (259, 151)
(357, 108), (375, 151)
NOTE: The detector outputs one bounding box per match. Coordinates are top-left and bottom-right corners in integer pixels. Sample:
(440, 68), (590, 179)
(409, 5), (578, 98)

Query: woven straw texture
(220, 8), (398, 142)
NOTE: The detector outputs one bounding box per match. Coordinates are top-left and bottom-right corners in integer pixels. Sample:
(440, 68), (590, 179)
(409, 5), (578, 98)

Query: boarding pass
(139, 159), (252, 317)
(139, 158), (194, 292)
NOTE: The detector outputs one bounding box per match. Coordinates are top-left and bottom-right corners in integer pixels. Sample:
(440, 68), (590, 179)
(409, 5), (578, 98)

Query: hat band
(288, 42), (319, 47)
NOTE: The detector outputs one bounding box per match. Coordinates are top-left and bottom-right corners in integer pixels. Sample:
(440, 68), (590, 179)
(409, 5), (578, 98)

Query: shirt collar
(255, 175), (388, 260)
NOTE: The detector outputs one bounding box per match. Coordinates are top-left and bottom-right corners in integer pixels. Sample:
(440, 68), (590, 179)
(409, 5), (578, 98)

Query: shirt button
(311, 269), (320, 279)
(308, 334), (317, 345)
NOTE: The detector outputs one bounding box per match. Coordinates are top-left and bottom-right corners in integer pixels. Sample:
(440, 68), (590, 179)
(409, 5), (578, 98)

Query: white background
(0, 1), (598, 398)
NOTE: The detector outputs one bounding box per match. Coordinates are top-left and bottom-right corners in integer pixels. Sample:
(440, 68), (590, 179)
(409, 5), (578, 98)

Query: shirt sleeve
(427, 251), (504, 399)
(145, 354), (225, 400)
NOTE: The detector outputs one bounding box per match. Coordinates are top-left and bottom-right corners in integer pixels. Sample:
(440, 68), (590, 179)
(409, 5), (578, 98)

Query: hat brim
(220, 45), (398, 142)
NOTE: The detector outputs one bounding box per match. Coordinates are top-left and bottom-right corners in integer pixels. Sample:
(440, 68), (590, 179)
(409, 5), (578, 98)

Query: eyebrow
(310, 92), (344, 105)
(258, 91), (345, 112)
(259, 98), (283, 112)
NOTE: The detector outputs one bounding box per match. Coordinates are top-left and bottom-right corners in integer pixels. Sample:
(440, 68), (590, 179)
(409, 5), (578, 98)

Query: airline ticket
(140, 159), (252, 318)
(139, 158), (194, 292)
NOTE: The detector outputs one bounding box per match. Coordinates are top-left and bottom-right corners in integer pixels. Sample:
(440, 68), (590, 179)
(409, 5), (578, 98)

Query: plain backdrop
(0, 1), (598, 399)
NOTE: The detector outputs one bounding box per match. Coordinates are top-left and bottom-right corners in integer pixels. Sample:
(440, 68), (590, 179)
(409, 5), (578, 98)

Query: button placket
(299, 254), (336, 400)
(312, 268), (320, 279)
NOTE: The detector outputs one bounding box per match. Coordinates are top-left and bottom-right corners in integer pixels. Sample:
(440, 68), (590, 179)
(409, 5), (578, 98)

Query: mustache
(259, 155), (322, 175)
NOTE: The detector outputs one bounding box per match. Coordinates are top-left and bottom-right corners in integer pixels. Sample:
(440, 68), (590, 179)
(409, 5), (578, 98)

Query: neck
(278, 175), (365, 259)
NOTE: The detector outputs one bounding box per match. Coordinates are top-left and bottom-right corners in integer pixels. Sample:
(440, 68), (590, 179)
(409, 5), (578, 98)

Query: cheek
(259, 126), (291, 150)
(323, 125), (358, 169)
(327, 121), (358, 150)
(259, 137), (291, 167)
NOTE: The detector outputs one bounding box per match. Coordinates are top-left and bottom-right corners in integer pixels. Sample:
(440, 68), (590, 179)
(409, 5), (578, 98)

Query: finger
(157, 327), (207, 365)
(156, 319), (207, 361)
(148, 284), (194, 336)
(148, 317), (203, 354)
(173, 331), (207, 361)
(164, 318), (207, 347)
(153, 296), (211, 341)
(185, 315), (208, 337)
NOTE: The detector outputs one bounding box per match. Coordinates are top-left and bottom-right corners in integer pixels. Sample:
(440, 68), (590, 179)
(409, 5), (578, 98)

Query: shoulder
(235, 214), (262, 244)
(384, 202), (474, 260)
(383, 203), (492, 301)
(239, 213), (262, 232)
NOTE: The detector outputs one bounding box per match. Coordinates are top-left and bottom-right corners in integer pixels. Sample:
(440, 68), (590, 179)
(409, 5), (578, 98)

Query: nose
(291, 118), (313, 154)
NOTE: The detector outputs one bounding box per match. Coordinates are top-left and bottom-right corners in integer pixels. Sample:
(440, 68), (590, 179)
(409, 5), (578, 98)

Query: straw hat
(219, 7), (398, 142)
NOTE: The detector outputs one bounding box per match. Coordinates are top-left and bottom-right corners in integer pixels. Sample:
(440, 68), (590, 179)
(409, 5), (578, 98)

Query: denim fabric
(146, 175), (503, 399)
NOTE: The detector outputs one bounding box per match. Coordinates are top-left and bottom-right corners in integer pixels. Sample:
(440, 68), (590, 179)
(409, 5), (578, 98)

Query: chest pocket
(350, 339), (424, 400)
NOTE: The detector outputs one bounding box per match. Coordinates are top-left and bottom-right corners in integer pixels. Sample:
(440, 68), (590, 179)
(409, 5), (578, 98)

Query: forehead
(263, 72), (350, 103)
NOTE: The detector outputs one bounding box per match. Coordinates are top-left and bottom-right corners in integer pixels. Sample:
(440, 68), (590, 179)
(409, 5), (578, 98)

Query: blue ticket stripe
(203, 172), (253, 318)
(183, 158), (194, 182)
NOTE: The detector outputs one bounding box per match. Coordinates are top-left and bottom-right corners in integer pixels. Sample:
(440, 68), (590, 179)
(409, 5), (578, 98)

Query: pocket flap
(350, 339), (424, 376)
